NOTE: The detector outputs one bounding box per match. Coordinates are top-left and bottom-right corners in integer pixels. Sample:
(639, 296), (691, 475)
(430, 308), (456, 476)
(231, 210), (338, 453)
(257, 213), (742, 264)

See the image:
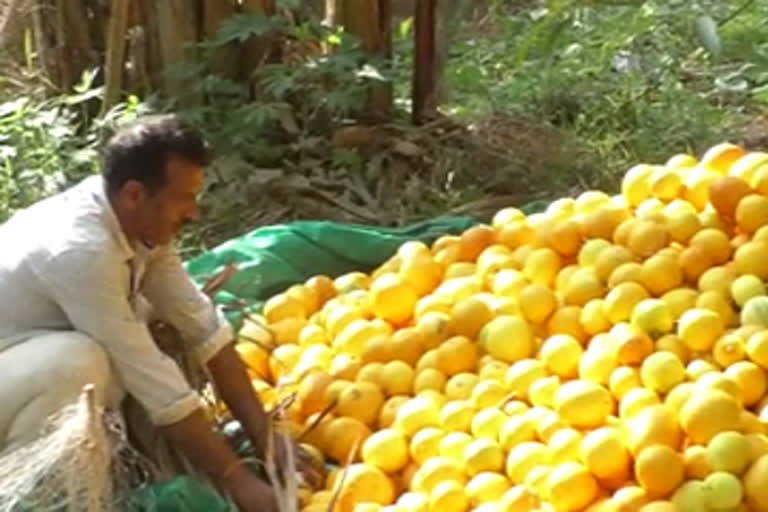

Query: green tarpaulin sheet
(132, 476), (235, 511)
(184, 216), (479, 328)
(182, 200), (550, 329)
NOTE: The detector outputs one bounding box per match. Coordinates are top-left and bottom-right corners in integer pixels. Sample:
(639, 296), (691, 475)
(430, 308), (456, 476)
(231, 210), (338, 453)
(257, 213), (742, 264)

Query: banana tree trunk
(328, 0), (393, 119)
(100, 0), (129, 115)
(154, 0), (202, 106)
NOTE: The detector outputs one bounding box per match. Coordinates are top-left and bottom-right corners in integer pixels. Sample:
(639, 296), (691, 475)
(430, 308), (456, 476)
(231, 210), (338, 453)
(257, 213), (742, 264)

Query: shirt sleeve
(32, 248), (202, 426)
(140, 244), (233, 365)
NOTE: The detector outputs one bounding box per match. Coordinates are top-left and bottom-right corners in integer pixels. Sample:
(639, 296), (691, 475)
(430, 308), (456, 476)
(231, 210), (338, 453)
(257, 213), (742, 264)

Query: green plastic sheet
(131, 476), (234, 512)
(184, 216), (479, 328)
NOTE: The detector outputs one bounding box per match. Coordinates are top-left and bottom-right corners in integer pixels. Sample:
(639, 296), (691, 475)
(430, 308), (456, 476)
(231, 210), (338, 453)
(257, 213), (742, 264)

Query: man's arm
(141, 246), (321, 486)
(206, 342), (271, 455)
(206, 343), (324, 489)
(140, 246), (273, 452)
(159, 408), (278, 510)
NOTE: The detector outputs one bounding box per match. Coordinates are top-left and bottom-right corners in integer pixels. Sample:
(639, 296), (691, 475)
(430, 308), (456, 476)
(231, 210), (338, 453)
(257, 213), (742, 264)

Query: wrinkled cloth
(0, 329), (123, 453)
(0, 175), (233, 446)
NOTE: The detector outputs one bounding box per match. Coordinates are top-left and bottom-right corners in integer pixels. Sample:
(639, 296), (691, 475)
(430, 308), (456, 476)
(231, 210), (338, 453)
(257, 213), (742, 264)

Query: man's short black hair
(102, 114), (210, 197)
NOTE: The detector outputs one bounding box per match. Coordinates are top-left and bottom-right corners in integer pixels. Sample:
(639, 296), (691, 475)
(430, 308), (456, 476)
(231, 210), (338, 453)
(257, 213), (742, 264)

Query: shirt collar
(85, 175), (136, 261)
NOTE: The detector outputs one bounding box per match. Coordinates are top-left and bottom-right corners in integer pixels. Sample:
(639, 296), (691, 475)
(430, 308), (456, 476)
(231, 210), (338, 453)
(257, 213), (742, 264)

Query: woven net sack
(0, 384), (153, 512)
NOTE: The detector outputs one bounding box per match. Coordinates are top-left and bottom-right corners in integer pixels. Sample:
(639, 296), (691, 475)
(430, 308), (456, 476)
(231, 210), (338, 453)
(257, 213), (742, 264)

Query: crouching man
(0, 114), (309, 511)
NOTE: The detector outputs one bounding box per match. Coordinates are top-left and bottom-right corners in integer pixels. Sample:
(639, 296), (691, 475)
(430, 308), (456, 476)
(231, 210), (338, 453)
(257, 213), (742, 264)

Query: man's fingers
(269, 437), (324, 490)
(301, 465), (324, 490)
(292, 444), (324, 489)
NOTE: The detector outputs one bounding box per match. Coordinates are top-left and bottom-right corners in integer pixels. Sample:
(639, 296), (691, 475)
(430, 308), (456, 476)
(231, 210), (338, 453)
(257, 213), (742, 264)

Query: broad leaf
(212, 13), (285, 45)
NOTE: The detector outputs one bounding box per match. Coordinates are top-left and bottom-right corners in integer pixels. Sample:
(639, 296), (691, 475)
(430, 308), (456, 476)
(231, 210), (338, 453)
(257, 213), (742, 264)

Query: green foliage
(440, 0), (768, 188)
(0, 6), (393, 241)
(181, 9), (393, 161)
(157, 8), (399, 254)
(0, 68), (149, 223)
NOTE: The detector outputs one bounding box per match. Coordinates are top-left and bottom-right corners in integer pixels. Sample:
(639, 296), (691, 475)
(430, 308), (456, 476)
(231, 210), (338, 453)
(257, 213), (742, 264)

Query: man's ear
(120, 180), (146, 207)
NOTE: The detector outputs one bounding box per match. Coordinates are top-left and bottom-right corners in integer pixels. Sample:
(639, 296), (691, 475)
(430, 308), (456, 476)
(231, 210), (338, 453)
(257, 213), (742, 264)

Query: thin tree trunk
(137, 0), (162, 92)
(124, 0), (145, 94)
(100, 0), (129, 115)
(88, 0), (108, 62)
(370, 0), (392, 119)
(324, 0), (337, 24)
(32, 0), (60, 87)
(55, 0), (93, 90)
(379, 0), (392, 60)
(126, 27), (150, 95)
(53, 0), (70, 88)
(412, 0), (437, 124)
(322, 0), (338, 55)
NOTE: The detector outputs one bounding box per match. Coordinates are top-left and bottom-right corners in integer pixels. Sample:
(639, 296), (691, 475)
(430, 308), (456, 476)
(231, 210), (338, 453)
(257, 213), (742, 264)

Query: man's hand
(158, 408), (277, 509)
(224, 465), (279, 512)
(269, 430), (324, 489)
(207, 343), (325, 490)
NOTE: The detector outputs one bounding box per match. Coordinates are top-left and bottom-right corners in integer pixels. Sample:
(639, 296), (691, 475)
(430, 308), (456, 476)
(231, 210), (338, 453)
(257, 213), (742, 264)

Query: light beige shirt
(0, 175), (233, 425)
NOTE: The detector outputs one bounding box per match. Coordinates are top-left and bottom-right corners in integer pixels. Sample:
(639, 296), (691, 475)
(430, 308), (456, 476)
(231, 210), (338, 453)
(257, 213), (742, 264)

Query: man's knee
(0, 331), (121, 451)
(48, 332), (111, 384)
(40, 332), (124, 408)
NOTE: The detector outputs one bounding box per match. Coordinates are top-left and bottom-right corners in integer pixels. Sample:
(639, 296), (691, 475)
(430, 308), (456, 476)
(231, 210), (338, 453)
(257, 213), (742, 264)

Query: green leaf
(326, 32), (342, 46)
(211, 13), (284, 45)
(398, 17), (414, 38)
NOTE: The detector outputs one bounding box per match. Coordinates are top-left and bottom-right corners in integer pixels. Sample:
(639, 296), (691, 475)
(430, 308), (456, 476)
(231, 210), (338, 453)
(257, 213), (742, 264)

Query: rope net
(0, 385), (154, 512)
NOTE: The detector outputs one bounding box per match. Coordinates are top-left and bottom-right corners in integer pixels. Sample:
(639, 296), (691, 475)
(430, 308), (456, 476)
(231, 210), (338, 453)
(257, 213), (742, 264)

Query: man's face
(134, 155), (204, 247)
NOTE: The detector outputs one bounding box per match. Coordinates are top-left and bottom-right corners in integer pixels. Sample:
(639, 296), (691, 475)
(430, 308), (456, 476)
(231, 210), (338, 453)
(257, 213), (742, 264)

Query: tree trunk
(339, 0), (381, 53)
(100, 0), (129, 115)
(137, 0), (162, 92)
(371, 0), (393, 118)
(203, 0), (238, 82)
(330, 0), (392, 119)
(125, 0), (151, 98)
(55, 0), (93, 90)
(240, 0), (278, 93)
(32, 0), (60, 88)
(154, 0), (202, 106)
(412, 0), (437, 124)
